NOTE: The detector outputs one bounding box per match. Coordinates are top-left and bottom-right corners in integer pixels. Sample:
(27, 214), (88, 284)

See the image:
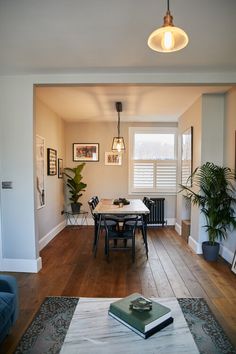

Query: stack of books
(108, 293), (173, 339)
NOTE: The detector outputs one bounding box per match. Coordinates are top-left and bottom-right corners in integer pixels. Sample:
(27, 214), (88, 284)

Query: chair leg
(106, 236), (110, 261)
(132, 235), (135, 262)
(141, 218), (148, 259)
(93, 223), (98, 251)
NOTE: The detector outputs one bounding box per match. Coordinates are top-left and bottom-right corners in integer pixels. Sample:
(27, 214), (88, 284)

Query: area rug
(14, 297), (235, 354)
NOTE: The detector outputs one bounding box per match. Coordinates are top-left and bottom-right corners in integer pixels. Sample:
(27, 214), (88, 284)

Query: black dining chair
(88, 197), (118, 256)
(102, 215), (139, 262)
(123, 197), (154, 259)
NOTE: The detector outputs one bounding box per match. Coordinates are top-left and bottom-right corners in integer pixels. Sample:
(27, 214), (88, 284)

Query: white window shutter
(133, 162), (154, 189)
(156, 161), (177, 192)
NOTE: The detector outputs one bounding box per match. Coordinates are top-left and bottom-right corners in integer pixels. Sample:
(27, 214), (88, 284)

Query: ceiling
(1, 0), (236, 75)
(1, 0), (235, 122)
(36, 85), (231, 122)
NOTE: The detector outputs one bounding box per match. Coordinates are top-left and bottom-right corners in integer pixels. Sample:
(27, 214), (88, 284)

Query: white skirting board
(188, 236), (202, 254)
(187, 236), (234, 264)
(0, 256), (42, 273)
(175, 222), (181, 235)
(39, 220), (67, 251)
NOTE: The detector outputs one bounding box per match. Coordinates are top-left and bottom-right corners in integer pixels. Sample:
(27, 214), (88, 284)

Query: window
(129, 127), (177, 194)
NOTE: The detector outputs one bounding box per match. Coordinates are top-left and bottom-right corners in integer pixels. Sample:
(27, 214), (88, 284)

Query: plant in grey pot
(179, 162), (236, 261)
(64, 163), (87, 213)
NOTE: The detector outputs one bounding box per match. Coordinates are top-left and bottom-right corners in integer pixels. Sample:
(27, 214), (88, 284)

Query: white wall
(0, 77), (41, 272)
(223, 88), (236, 262)
(35, 97), (66, 250)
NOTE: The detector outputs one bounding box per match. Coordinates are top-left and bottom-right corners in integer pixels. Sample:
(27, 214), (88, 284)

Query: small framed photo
(105, 152), (122, 166)
(47, 148), (57, 176)
(73, 143), (99, 162)
(58, 158), (63, 178)
(231, 250), (236, 274)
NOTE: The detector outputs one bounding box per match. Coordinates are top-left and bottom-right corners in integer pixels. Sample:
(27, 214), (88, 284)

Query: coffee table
(60, 298), (199, 354)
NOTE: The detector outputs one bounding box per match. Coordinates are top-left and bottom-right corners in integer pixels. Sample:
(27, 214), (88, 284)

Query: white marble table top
(93, 199), (150, 215)
(60, 297), (199, 354)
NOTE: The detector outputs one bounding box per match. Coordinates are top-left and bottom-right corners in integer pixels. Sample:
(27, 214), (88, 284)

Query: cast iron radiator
(146, 198), (166, 226)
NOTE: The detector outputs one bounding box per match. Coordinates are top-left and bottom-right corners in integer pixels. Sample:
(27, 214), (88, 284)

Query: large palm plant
(179, 162), (236, 245)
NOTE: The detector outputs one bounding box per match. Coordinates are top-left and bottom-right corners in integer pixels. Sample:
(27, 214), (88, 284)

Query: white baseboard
(220, 244), (234, 264)
(188, 236), (202, 254)
(0, 256), (42, 273)
(39, 220), (66, 251)
(147, 218), (175, 227)
(166, 218), (176, 226)
(175, 222), (181, 235)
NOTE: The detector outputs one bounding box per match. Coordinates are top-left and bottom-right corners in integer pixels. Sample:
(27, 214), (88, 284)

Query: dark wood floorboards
(1, 225), (236, 353)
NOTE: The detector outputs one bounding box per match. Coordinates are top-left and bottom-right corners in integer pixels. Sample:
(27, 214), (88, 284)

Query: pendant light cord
(167, 0), (170, 12)
(117, 111), (120, 138)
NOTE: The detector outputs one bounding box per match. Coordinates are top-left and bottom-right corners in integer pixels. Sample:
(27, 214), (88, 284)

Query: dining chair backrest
(93, 196), (99, 206)
(88, 197), (97, 221)
(143, 197), (154, 209)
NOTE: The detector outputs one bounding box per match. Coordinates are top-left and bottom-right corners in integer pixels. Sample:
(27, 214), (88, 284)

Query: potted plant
(64, 163), (87, 213)
(179, 162), (236, 261)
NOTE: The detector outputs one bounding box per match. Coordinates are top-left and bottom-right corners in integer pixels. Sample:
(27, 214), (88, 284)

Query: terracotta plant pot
(202, 241), (220, 261)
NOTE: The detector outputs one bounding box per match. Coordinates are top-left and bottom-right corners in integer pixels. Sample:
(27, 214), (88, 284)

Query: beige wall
(177, 97), (202, 241)
(177, 93), (235, 262)
(65, 121), (177, 221)
(35, 97), (66, 242)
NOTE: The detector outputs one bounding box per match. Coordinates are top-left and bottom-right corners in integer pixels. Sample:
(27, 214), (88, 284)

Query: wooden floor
(1, 225), (236, 353)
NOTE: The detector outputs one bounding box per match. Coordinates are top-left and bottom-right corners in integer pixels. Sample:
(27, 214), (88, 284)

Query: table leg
(93, 214), (101, 257)
(141, 215), (149, 258)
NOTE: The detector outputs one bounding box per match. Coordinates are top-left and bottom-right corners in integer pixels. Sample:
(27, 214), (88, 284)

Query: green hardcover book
(108, 293), (173, 339)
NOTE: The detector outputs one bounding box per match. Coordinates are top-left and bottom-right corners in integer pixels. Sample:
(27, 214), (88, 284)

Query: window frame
(128, 127), (178, 195)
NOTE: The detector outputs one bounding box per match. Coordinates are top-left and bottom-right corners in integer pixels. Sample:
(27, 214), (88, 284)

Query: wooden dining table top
(93, 199), (150, 215)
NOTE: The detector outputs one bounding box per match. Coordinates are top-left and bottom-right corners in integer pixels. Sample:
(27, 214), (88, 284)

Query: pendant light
(148, 0), (189, 53)
(111, 102), (125, 152)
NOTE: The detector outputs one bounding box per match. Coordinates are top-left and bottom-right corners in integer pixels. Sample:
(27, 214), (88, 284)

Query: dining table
(93, 199), (150, 257)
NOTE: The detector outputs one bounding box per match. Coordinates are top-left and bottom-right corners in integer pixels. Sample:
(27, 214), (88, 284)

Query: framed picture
(105, 152), (122, 165)
(231, 250), (236, 274)
(58, 158), (63, 178)
(181, 126), (193, 187)
(36, 135), (45, 208)
(73, 143), (99, 162)
(47, 148), (57, 175)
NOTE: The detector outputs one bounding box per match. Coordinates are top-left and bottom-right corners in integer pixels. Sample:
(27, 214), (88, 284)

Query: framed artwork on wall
(73, 143), (99, 162)
(58, 158), (63, 178)
(181, 126), (193, 187)
(36, 135), (45, 208)
(105, 152), (122, 165)
(47, 148), (57, 175)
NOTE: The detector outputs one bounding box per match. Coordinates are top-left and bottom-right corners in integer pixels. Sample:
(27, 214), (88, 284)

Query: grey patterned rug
(14, 297), (235, 354)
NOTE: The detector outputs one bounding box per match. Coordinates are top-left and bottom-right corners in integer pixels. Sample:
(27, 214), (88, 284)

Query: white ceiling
(1, 0), (236, 75)
(1, 0), (235, 122)
(36, 85), (231, 122)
